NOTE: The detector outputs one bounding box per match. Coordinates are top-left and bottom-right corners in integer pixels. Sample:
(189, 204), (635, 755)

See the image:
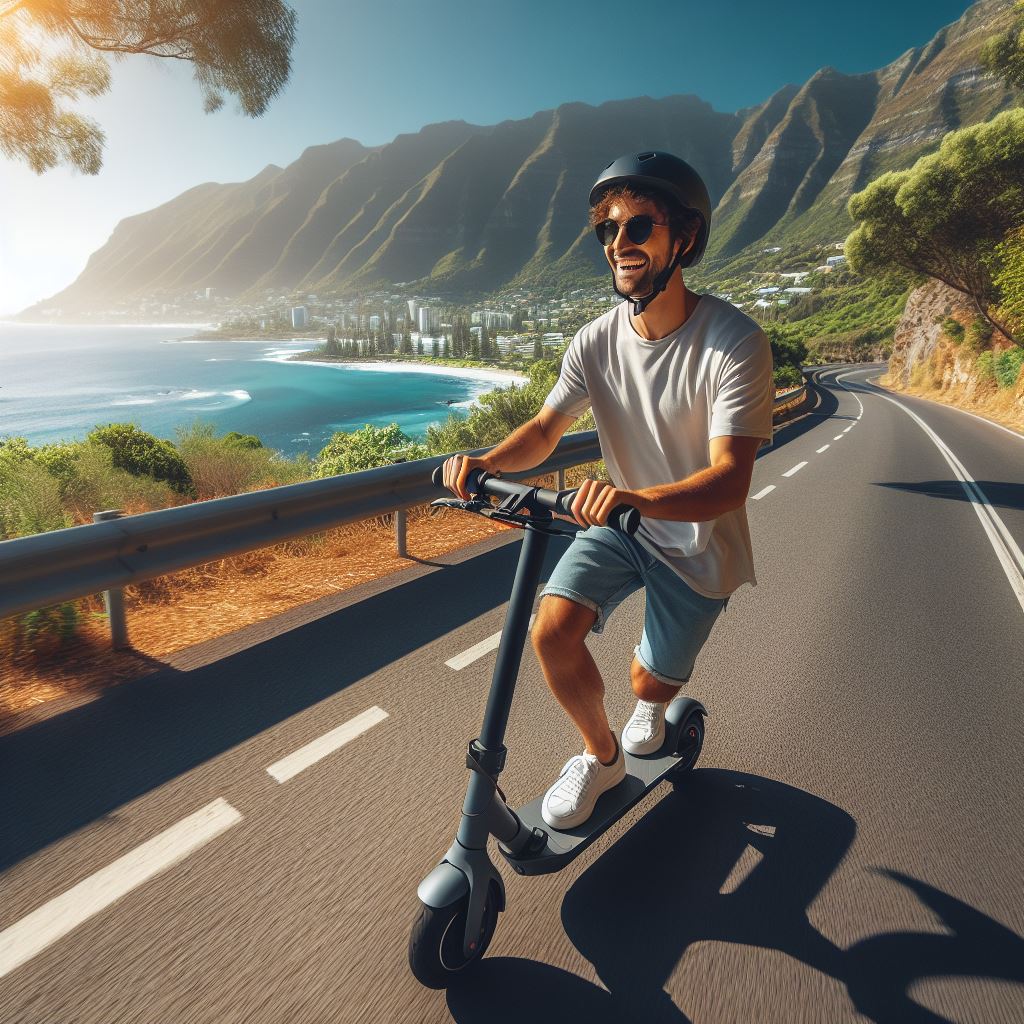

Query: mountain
(23, 0), (1020, 316)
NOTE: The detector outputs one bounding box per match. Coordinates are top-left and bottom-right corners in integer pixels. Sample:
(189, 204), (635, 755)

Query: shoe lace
(556, 754), (598, 801)
(632, 700), (663, 727)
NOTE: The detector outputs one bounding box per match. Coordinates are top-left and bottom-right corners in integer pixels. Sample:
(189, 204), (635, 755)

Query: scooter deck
(498, 747), (686, 876)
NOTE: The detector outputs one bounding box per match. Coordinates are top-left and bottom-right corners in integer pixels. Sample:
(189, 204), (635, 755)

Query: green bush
(941, 317), (965, 344)
(774, 365), (804, 388)
(0, 443), (70, 538)
(313, 423), (430, 477)
(223, 431), (264, 449)
(21, 602), (79, 647)
(88, 423), (196, 497)
(995, 346), (1024, 389)
(975, 351), (997, 383)
(964, 318), (994, 354)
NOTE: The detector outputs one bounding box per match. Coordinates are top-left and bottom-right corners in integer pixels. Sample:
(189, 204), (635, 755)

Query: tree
(533, 334), (544, 361)
(845, 108), (1024, 347)
(0, 0), (297, 175)
(980, 1), (1024, 92)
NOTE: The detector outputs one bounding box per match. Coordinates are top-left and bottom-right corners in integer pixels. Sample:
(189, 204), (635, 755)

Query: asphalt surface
(2, 362), (1023, 1024)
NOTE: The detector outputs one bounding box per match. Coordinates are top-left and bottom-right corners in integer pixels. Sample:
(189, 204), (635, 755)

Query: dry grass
(877, 345), (1024, 436)
(0, 467), (602, 729)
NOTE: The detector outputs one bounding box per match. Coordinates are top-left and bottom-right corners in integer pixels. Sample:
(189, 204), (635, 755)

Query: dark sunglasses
(594, 214), (669, 248)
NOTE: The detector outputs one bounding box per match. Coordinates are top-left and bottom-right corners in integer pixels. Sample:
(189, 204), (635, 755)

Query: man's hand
(569, 478), (643, 528)
(442, 453), (494, 500)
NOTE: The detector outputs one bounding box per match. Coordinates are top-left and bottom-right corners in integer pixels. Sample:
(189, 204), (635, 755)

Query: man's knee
(630, 656), (681, 702)
(532, 594), (596, 655)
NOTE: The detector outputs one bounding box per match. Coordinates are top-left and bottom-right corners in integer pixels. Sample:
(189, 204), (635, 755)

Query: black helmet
(590, 150), (712, 313)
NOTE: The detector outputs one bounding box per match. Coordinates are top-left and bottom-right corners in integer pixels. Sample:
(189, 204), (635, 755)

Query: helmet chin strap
(612, 239), (688, 316)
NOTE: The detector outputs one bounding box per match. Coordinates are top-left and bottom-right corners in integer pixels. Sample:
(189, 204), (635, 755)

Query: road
(2, 363), (1023, 1023)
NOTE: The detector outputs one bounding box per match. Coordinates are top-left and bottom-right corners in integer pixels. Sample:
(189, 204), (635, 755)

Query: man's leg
(630, 657), (683, 703)
(531, 594), (618, 764)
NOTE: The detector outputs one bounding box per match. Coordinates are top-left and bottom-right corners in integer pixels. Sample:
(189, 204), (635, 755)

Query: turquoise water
(0, 323), (514, 457)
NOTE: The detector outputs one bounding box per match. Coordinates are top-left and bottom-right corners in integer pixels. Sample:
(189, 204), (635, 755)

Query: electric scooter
(408, 467), (707, 989)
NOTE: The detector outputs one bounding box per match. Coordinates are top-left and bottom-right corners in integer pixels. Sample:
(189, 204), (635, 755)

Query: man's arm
(568, 434), (764, 528)
(444, 405), (576, 499)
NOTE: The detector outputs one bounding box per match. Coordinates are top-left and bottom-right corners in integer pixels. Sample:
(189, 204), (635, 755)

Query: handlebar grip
(432, 463), (488, 494)
(555, 489), (641, 536)
(608, 503), (641, 536)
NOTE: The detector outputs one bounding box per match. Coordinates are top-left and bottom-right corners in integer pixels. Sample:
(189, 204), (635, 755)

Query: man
(441, 151), (774, 830)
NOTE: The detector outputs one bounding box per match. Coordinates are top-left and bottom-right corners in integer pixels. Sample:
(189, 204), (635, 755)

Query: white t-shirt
(543, 294), (775, 599)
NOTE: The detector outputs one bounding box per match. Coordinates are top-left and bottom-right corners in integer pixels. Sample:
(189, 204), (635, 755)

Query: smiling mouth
(616, 260), (646, 273)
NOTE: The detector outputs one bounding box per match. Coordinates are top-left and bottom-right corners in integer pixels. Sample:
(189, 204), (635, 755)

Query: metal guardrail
(0, 372), (813, 636)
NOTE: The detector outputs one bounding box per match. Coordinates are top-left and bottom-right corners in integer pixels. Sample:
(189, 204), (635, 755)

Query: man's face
(602, 197), (682, 298)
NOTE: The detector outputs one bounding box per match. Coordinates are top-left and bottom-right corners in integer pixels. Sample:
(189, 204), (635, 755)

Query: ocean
(0, 323), (524, 458)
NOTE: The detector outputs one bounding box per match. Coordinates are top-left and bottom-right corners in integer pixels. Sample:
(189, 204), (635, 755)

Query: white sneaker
(541, 738), (626, 830)
(621, 698), (675, 756)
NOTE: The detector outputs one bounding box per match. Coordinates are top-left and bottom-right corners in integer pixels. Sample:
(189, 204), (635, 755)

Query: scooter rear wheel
(408, 882), (500, 988)
(670, 711), (705, 776)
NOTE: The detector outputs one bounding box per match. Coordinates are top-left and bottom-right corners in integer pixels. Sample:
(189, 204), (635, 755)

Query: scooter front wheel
(408, 882), (500, 988)
(670, 711), (705, 777)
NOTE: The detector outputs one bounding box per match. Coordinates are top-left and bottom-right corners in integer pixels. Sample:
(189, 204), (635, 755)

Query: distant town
(27, 241), (849, 356)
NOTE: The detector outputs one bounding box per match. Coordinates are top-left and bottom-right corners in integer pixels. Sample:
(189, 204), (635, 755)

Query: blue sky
(0, 0), (975, 315)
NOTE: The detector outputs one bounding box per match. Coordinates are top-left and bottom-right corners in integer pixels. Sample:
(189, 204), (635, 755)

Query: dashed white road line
(816, 445), (830, 453)
(782, 462), (807, 478)
(837, 369), (1024, 615)
(266, 707), (389, 783)
(0, 798), (242, 980)
(447, 615), (536, 670)
(751, 485), (775, 500)
(833, 435), (844, 441)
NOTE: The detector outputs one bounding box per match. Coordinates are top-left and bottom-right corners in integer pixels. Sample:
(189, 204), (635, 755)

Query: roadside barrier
(0, 371), (814, 646)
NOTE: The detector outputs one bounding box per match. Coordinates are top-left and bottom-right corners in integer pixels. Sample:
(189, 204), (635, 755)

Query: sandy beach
(280, 354), (530, 387)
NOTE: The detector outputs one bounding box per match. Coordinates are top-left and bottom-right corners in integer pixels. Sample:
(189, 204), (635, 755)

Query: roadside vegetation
(1, 343), (803, 666)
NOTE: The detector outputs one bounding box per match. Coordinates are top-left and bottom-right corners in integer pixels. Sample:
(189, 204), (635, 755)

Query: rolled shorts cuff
(538, 585), (607, 633)
(633, 644), (689, 687)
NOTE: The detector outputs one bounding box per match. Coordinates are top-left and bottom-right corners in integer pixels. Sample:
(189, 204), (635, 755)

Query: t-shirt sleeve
(709, 329), (775, 450)
(543, 331), (591, 420)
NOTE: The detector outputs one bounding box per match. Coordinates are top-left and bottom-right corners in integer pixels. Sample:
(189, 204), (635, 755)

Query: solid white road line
(447, 614), (536, 670)
(817, 445), (830, 453)
(751, 485), (775, 500)
(0, 798), (242, 980)
(782, 462), (807, 478)
(266, 707), (389, 783)
(837, 370), (1024, 615)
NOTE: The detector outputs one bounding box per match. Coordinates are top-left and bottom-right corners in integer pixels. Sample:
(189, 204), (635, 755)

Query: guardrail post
(92, 509), (129, 649)
(557, 468), (565, 491)
(395, 508), (407, 558)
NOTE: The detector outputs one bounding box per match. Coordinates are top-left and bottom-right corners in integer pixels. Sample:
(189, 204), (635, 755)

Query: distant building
(369, 315), (381, 331)
(407, 299), (419, 323)
(762, 246), (782, 254)
(417, 306), (440, 334)
(756, 287), (781, 295)
(783, 287), (813, 294)
(291, 306), (307, 329)
(205, 287), (215, 300)
(826, 254), (846, 267)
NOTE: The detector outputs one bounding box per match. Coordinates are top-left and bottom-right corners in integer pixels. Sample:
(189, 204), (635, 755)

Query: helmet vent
(638, 152), (656, 161)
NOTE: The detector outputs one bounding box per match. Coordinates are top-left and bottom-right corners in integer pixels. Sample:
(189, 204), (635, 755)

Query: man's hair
(589, 184), (703, 251)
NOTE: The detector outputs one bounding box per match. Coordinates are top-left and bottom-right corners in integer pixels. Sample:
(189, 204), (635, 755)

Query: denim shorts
(539, 525), (730, 687)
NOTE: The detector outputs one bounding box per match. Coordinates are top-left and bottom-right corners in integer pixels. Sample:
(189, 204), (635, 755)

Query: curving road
(1, 363), (1023, 1023)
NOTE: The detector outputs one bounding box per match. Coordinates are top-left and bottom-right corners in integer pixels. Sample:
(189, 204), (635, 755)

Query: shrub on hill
(88, 423), (196, 498)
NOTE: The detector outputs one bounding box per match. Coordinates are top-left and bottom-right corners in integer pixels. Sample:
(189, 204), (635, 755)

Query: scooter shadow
(447, 768), (850, 1023)
(446, 768), (1024, 1022)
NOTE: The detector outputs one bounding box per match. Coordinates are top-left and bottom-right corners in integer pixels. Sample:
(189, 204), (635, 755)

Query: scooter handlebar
(431, 464), (641, 536)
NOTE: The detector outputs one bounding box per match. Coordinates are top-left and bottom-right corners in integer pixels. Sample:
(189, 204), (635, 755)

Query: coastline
(277, 354), (530, 387)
